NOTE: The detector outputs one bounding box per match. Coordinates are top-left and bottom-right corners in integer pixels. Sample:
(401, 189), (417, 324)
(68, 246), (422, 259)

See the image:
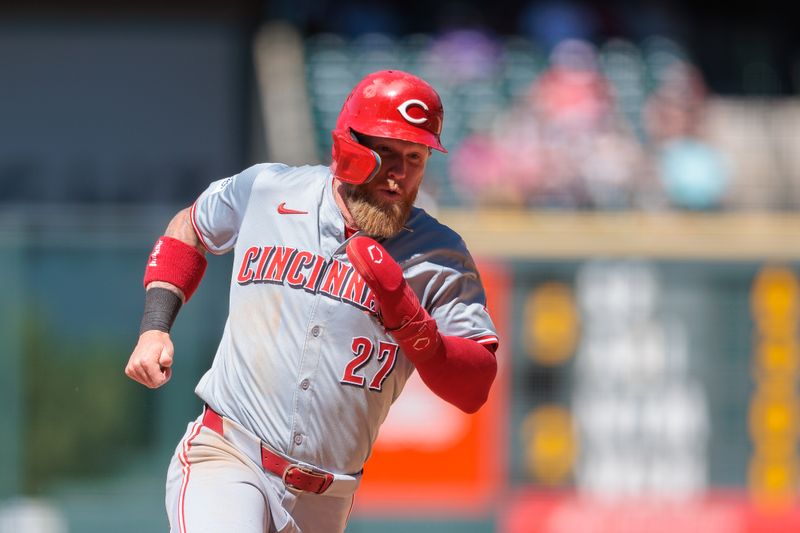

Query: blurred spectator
(449, 116), (544, 208)
(449, 133), (516, 207)
(643, 59), (707, 143)
(530, 39), (612, 134)
(423, 28), (501, 85)
(579, 125), (647, 209)
(657, 139), (729, 210)
(642, 60), (731, 209)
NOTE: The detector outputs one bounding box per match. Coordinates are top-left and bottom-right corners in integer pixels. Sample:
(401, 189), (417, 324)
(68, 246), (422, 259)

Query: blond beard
(342, 183), (416, 239)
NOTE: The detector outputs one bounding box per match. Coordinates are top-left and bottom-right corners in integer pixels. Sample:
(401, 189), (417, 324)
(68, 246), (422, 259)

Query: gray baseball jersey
(189, 163), (498, 475)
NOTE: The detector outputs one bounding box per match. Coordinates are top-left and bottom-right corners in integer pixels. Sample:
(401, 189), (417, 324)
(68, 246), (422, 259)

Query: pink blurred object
(530, 39), (613, 132)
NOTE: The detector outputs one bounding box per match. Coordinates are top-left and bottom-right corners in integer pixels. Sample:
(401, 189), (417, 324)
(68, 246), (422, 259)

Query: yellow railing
(437, 210), (800, 261)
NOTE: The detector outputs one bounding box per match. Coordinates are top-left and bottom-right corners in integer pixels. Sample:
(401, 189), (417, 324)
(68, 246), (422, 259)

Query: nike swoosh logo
(277, 202), (308, 215)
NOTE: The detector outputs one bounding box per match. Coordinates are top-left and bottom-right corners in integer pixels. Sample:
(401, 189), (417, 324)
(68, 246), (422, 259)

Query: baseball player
(125, 70), (499, 533)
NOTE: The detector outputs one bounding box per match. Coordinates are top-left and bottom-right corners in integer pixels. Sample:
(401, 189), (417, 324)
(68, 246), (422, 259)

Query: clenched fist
(125, 330), (174, 388)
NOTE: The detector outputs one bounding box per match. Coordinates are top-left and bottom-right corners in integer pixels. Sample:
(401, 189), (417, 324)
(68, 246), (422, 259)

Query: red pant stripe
(177, 421), (203, 533)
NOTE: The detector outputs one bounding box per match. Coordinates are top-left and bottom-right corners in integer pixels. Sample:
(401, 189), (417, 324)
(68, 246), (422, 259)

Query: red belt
(202, 406), (334, 494)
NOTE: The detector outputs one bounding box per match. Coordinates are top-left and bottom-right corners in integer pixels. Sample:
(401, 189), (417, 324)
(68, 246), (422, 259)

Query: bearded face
(338, 134), (430, 239)
(341, 179), (418, 239)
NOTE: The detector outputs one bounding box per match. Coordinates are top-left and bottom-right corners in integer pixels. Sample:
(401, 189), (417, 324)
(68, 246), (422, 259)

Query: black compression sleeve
(139, 287), (183, 334)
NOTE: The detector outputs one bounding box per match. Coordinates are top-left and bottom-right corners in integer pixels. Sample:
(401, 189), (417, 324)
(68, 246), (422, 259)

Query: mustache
(346, 181), (403, 204)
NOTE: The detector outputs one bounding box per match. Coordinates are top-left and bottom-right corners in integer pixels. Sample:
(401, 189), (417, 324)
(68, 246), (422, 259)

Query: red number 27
(341, 336), (399, 391)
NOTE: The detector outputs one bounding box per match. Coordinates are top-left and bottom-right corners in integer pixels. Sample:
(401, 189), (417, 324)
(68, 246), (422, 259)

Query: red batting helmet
(330, 70), (446, 185)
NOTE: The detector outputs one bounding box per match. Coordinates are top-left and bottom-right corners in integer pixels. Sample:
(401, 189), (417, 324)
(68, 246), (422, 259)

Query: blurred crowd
(445, 37), (730, 210)
(297, 0), (764, 211)
(304, 28), (740, 211)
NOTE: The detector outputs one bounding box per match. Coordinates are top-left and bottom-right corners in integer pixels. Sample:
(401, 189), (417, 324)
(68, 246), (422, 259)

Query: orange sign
(354, 260), (511, 516)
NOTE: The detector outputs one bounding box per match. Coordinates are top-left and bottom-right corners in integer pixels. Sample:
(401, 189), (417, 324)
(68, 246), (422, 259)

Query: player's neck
(332, 178), (359, 230)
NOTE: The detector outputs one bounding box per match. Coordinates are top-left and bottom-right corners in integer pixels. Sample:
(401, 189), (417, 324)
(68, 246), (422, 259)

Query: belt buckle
(282, 464), (333, 494)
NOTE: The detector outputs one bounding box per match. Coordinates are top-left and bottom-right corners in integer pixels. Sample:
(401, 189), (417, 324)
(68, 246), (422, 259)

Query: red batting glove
(346, 236), (442, 363)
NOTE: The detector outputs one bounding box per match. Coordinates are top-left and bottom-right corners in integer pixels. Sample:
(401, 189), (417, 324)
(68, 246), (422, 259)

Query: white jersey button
(294, 433), (303, 445)
(311, 325), (321, 337)
(300, 379), (310, 390)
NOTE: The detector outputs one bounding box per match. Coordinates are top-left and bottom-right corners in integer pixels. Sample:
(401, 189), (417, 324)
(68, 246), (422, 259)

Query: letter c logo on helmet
(397, 99), (429, 125)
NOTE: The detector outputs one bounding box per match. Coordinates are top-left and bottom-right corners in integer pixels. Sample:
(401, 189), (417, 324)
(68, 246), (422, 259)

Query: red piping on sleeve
(189, 201), (222, 256)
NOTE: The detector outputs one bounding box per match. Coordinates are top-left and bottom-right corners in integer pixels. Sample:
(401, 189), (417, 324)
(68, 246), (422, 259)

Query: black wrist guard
(139, 287), (183, 334)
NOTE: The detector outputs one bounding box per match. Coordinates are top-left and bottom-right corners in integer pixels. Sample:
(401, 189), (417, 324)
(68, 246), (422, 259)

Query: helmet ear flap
(330, 131), (382, 185)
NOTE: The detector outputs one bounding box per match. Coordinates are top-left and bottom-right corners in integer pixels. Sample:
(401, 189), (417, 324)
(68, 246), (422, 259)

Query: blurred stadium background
(1, 0), (800, 531)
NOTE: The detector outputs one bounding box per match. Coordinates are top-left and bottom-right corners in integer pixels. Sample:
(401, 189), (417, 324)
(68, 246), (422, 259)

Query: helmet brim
(350, 124), (447, 153)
